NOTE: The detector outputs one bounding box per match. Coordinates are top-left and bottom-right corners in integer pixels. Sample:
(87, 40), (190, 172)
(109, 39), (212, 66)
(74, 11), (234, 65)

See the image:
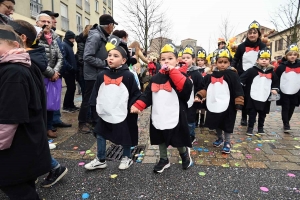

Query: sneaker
(246, 127), (254, 136)
(62, 108), (75, 113)
(71, 106), (80, 111)
(179, 147), (193, 170)
(190, 136), (196, 144)
(153, 158), (170, 173)
(222, 142), (231, 154)
(49, 143), (56, 150)
(213, 138), (224, 147)
(84, 158), (107, 170)
(78, 123), (91, 134)
(240, 118), (247, 126)
(283, 123), (292, 133)
(41, 166), (68, 188)
(118, 156), (133, 170)
(257, 127), (265, 135)
(53, 122), (72, 128)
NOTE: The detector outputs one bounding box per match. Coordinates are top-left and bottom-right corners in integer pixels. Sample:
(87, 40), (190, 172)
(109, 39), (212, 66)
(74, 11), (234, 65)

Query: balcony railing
(30, 0), (43, 18)
(61, 16), (69, 31)
(85, 1), (90, 13)
(77, 24), (83, 34)
(108, 0), (111, 9)
(76, 0), (82, 7)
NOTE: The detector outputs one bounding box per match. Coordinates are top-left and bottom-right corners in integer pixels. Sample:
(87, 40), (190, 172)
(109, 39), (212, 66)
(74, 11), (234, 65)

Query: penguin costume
(240, 48), (279, 135)
(275, 43), (300, 132)
(197, 47), (207, 76)
(183, 45), (204, 142)
(196, 48), (244, 153)
(90, 35), (141, 147)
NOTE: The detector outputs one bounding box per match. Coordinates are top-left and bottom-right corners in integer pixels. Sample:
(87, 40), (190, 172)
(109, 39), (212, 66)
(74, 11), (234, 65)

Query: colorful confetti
(73, 146), (78, 150)
(82, 193), (90, 199)
(86, 150), (91, 154)
(288, 173), (296, 177)
(235, 163), (240, 167)
(260, 187), (269, 192)
(198, 172), (206, 176)
(221, 163), (230, 168)
(110, 174), (118, 179)
(255, 148), (261, 151)
(78, 162), (85, 166)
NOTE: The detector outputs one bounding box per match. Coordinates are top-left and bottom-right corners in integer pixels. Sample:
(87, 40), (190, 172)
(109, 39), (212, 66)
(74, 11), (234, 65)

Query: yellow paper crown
(290, 45), (299, 52)
(259, 52), (271, 58)
(183, 48), (193, 55)
(197, 52), (206, 58)
(161, 44), (175, 53)
(250, 23), (259, 29)
(178, 51), (183, 57)
(105, 42), (116, 52)
(218, 50), (230, 58)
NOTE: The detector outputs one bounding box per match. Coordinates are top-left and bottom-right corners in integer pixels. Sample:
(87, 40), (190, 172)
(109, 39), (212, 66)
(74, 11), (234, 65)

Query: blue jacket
(61, 39), (77, 75)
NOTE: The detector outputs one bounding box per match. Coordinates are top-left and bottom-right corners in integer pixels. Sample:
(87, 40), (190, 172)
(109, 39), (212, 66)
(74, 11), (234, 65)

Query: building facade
(12, 0), (113, 38)
(149, 37), (172, 54)
(179, 38), (201, 52)
(234, 25), (274, 44)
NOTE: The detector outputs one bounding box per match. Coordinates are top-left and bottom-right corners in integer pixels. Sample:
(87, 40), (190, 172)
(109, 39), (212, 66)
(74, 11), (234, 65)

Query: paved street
(1, 91), (300, 199)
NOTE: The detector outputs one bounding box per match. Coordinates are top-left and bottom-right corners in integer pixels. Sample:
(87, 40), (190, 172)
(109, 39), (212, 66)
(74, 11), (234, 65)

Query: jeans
(188, 122), (196, 137)
(63, 73), (76, 108)
(78, 80), (97, 124)
(53, 110), (62, 124)
(248, 108), (266, 128)
(47, 111), (54, 130)
(51, 156), (59, 169)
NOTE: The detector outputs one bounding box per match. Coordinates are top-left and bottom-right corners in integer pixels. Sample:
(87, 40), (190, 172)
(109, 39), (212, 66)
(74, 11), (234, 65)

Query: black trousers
(281, 100), (296, 125)
(248, 108), (266, 128)
(1, 179), (40, 200)
(78, 80), (97, 124)
(63, 73), (76, 108)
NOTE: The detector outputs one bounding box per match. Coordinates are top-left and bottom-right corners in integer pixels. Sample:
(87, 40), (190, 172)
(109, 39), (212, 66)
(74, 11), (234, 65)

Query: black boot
(283, 123), (291, 133)
(200, 114), (205, 127)
(240, 118), (247, 126)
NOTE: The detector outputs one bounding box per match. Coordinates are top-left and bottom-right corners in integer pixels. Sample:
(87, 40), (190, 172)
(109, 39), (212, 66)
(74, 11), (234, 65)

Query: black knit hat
(65, 30), (75, 40)
(99, 14), (118, 25)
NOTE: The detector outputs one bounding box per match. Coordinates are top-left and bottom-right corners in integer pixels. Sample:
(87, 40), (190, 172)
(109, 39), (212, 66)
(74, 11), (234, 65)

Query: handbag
(44, 78), (62, 111)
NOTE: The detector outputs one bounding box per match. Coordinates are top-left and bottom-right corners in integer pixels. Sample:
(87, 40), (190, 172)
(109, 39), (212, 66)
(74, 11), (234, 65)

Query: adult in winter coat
(36, 13), (63, 138)
(61, 30), (77, 112)
(78, 14), (117, 134)
(0, 0), (14, 24)
(231, 20), (266, 126)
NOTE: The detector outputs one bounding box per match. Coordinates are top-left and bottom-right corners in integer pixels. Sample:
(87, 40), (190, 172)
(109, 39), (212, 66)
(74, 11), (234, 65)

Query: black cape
(275, 59), (300, 106)
(90, 65), (141, 146)
(240, 65), (279, 113)
(0, 63), (51, 187)
(138, 69), (193, 147)
(204, 68), (244, 133)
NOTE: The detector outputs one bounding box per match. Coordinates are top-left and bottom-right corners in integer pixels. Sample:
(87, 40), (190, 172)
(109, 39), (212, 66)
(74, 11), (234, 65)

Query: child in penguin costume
(131, 43), (193, 173)
(182, 45), (204, 144)
(195, 48), (244, 154)
(275, 43), (300, 133)
(85, 35), (141, 171)
(196, 47), (209, 127)
(231, 20), (266, 127)
(240, 48), (279, 136)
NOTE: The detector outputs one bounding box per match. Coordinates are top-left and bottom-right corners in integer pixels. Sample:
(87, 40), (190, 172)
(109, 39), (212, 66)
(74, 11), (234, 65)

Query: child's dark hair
(13, 20), (37, 48)
(112, 30), (128, 39)
(0, 0), (15, 4)
(0, 25), (23, 47)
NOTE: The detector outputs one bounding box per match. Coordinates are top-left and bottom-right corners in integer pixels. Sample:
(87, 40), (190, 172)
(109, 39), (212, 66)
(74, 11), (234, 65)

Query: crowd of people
(0, 0), (300, 199)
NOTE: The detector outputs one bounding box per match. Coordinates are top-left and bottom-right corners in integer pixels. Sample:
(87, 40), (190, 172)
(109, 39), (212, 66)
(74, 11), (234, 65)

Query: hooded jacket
(28, 46), (48, 73)
(61, 38), (77, 75)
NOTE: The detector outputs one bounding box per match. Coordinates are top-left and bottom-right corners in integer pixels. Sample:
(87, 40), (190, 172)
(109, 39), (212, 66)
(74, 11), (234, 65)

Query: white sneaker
(49, 143), (56, 150)
(118, 156), (133, 170)
(84, 158), (107, 170)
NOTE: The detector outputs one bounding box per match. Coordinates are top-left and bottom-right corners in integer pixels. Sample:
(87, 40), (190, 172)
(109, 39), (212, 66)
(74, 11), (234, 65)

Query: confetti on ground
(294, 138), (299, 140)
(204, 149), (209, 152)
(222, 154), (228, 158)
(179, 160), (182, 164)
(246, 154), (252, 159)
(197, 148), (203, 152)
(235, 163), (240, 167)
(295, 146), (300, 149)
(191, 151), (197, 155)
(197, 160), (203, 164)
(204, 140), (209, 143)
(73, 146), (78, 150)
(198, 172), (206, 176)
(86, 150), (91, 154)
(110, 174), (118, 179)
(78, 162), (85, 166)
(288, 173), (296, 177)
(260, 187), (269, 192)
(246, 138), (252, 141)
(233, 189), (239, 193)
(80, 151), (85, 155)
(48, 140), (53, 143)
(82, 193), (90, 199)
(271, 132), (276, 135)
(89, 154), (95, 157)
(257, 144), (263, 147)
(222, 163), (230, 168)
(255, 148), (260, 151)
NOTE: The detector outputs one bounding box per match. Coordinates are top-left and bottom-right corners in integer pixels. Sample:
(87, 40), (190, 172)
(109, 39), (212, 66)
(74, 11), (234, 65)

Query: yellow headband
(259, 52), (271, 58)
(197, 52), (206, 58)
(161, 44), (175, 53)
(105, 42), (116, 52)
(183, 48), (193, 55)
(219, 50), (230, 58)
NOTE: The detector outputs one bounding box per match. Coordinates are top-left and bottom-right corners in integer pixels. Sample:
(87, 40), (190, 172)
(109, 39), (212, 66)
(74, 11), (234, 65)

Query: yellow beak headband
(183, 45), (195, 58)
(258, 47), (271, 59)
(105, 35), (127, 59)
(285, 43), (299, 55)
(215, 47), (231, 60)
(161, 43), (178, 57)
(178, 48), (183, 57)
(197, 48), (207, 59)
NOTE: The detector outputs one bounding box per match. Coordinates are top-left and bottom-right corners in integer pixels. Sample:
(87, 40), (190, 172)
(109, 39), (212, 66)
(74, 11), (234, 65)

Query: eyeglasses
(39, 20), (52, 24)
(1, 3), (14, 11)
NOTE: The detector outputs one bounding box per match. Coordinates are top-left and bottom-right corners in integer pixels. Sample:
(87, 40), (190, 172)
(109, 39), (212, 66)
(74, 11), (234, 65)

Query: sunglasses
(1, 3), (14, 11)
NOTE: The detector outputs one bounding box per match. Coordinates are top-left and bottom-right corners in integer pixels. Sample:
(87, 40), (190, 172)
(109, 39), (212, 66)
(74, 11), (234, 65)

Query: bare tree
(271, 0), (300, 44)
(118, 0), (170, 56)
(219, 15), (236, 41)
(149, 19), (172, 55)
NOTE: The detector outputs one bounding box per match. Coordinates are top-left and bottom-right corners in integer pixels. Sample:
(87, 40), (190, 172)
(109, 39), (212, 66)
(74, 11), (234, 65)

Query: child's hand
(130, 105), (141, 114)
(271, 90), (278, 95)
(167, 64), (175, 71)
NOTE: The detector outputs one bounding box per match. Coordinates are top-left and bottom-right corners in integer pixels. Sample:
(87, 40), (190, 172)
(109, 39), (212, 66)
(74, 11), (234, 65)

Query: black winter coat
(61, 39), (77, 75)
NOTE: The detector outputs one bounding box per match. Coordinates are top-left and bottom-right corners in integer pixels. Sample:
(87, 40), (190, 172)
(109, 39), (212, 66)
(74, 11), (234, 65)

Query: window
(103, 7), (106, 14)
(278, 38), (283, 51)
(103, 0), (106, 5)
(95, 0), (99, 12)
(76, 0), (82, 7)
(60, 3), (69, 31)
(76, 13), (83, 34)
(85, 18), (90, 26)
(108, 0), (112, 9)
(275, 40), (278, 52)
(270, 42), (272, 52)
(85, 0), (90, 13)
(30, 0), (43, 18)
(287, 35), (291, 47)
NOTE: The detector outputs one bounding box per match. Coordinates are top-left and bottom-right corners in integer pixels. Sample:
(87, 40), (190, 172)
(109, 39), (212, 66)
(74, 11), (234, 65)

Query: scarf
(44, 32), (53, 45)
(0, 49), (31, 67)
(0, 13), (11, 24)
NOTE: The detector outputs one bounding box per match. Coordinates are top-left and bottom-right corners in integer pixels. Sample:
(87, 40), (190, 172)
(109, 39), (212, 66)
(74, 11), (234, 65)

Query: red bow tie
(151, 81), (172, 92)
(211, 76), (224, 84)
(202, 72), (206, 77)
(245, 46), (259, 52)
(285, 67), (300, 73)
(258, 72), (272, 79)
(104, 75), (123, 86)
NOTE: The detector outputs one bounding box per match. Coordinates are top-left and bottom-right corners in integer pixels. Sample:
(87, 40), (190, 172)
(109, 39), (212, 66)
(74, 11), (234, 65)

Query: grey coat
(38, 30), (63, 78)
(83, 25), (109, 80)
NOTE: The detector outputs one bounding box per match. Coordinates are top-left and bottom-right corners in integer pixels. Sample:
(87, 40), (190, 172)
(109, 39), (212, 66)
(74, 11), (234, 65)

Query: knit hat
(160, 43), (178, 57)
(65, 30), (75, 40)
(99, 14), (118, 25)
(215, 47), (231, 61)
(197, 47), (207, 59)
(248, 20), (261, 37)
(257, 47), (271, 59)
(183, 45), (195, 58)
(285, 43), (299, 55)
(105, 35), (127, 59)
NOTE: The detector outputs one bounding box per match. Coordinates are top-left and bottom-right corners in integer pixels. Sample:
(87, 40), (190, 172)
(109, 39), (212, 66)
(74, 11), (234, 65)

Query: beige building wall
(181, 38), (197, 49)
(234, 26), (274, 44)
(149, 37), (172, 54)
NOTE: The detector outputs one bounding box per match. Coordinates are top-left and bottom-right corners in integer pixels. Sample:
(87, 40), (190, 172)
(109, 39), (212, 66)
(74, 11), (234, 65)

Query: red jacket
(148, 62), (156, 76)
